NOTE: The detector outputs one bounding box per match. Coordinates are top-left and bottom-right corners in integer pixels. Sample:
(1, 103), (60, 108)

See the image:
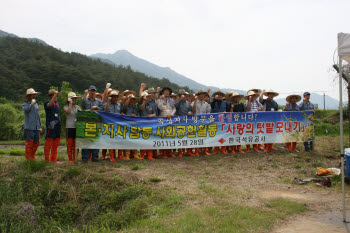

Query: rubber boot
(236, 145), (244, 154)
(102, 149), (107, 160)
(32, 141), (40, 159)
(51, 138), (60, 163)
(140, 150), (146, 159)
(203, 147), (211, 155)
(25, 140), (34, 160)
(124, 150), (130, 160)
(161, 150), (167, 159)
(208, 147), (213, 153)
(147, 150), (155, 160)
(264, 144), (270, 153)
(270, 144), (276, 150)
(67, 138), (74, 164)
(186, 148), (195, 156)
(286, 143), (292, 151)
(178, 149), (183, 158)
(253, 144), (260, 152)
(292, 142), (298, 152)
(109, 149), (116, 162)
(73, 138), (77, 161)
(167, 149), (176, 158)
(44, 138), (53, 162)
(193, 148), (199, 156)
(221, 146), (228, 154)
(153, 150), (161, 159)
(231, 146), (235, 154)
(212, 147), (219, 155)
(258, 144), (264, 151)
(132, 150), (143, 159)
(246, 145), (251, 152)
(118, 150), (124, 160)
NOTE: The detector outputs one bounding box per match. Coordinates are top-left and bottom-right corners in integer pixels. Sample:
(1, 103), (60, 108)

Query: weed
(66, 167), (82, 177)
(150, 176), (162, 183)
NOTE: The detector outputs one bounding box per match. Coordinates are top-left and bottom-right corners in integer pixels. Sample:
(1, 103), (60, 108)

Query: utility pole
(323, 93), (325, 110)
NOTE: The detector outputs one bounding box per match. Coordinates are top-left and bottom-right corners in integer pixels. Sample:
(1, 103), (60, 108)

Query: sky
(1, 0), (349, 100)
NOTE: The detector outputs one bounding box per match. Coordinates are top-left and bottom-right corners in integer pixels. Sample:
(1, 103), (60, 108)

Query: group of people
(22, 82), (315, 163)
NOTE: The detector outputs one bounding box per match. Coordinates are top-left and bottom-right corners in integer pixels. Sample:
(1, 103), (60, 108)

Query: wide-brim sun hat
(122, 90), (137, 97)
(23, 88), (40, 100)
(196, 89), (208, 95)
(170, 93), (177, 97)
(263, 89), (279, 97)
(212, 89), (225, 97)
(147, 87), (158, 94)
(248, 88), (262, 95)
(244, 90), (260, 100)
(286, 94), (301, 102)
(109, 90), (119, 96)
(160, 87), (173, 96)
(230, 91), (244, 101)
(47, 89), (61, 97)
(64, 92), (81, 102)
(178, 89), (188, 96)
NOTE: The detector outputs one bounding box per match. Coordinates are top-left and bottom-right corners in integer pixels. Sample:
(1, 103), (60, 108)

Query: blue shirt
(138, 103), (157, 117)
(175, 100), (192, 116)
(299, 101), (314, 111)
(284, 103), (300, 111)
(44, 101), (61, 128)
(81, 97), (104, 111)
(123, 104), (140, 116)
(211, 100), (230, 113)
(22, 101), (41, 130)
(107, 102), (123, 114)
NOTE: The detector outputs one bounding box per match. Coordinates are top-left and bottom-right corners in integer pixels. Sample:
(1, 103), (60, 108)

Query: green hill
(0, 37), (191, 101)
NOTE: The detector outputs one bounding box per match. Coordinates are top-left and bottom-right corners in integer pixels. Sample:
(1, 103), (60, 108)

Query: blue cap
(303, 92), (311, 96)
(88, 85), (97, 91)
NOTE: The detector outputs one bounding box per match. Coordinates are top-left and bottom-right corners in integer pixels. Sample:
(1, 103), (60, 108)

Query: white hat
(244, 90), (260, 100)
(23, 88), (40, 99)
(109, 90), (119, 96)
(286, 94), (301, 103)
(64, 92), (81, 102)
(263, 89), (279, 97)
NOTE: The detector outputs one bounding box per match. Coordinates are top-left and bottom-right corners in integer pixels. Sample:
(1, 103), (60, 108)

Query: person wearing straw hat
(170, 92), (178, 102)
(81, 85), (105, 162)
(44, 89), (61, 163)
(259, 89), (279, 152)
(192, 89), (212, 155)
(157, 87), (176, 158)
(64, 92), (81, 164)
(229, 91), (245, 154)
(138, 91), (158, 160)
(284, 94), (302, 152)
(299, 92), (315, 151)
(244, 90), (263, 152)
(175, 89), (193, 157)
(22, 88), (42, 160)
(211, 90), (230, 155)
(122, 93), (143, 160)
(104, 90), (124, 162)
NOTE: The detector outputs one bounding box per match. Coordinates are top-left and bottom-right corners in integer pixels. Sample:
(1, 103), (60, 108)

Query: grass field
(0, 137), (348, 232)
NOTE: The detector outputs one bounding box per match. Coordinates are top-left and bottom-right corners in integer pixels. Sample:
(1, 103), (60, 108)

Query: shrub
(0, 104), (20, 140)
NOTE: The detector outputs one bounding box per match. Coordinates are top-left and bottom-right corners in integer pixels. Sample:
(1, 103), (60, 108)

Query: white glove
(68, 98), (72, 103)
(31, 99), (36, 105)
(106, 83), (111, 89)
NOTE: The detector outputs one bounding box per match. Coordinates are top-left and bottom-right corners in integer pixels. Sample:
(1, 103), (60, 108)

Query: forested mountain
(0, 37), (191, 101)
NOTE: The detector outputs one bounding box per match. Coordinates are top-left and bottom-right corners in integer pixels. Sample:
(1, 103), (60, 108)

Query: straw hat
(160, 87), (173, 96)
(64, 92), (81, 102)
(263, 89), (279, 97)
(47, 89), (61, 97)
(147, 87), (158, 93)
(122, 90), (137, 97)
(170, 92), (177, 97)
(141, 91), (150, 98)
(230, 91), (244, 101)
(244, 90), (260, 100)
(212, 89), (225, 97)
(127, 94), (136, 99)
(286, 94), (301, 103)
(196, 89), (208, 95)
(96, 93), (103, 98)
(178, 89), (188, 95)
(248, 88), (262, 95)
(109, 90), (119, 96)
(23, 88), (40, 100)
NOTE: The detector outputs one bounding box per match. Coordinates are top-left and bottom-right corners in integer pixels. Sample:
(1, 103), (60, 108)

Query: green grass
(149, 176), (162, 183)
(129, 198), (307, 233)
(0, 159), (183, 232)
